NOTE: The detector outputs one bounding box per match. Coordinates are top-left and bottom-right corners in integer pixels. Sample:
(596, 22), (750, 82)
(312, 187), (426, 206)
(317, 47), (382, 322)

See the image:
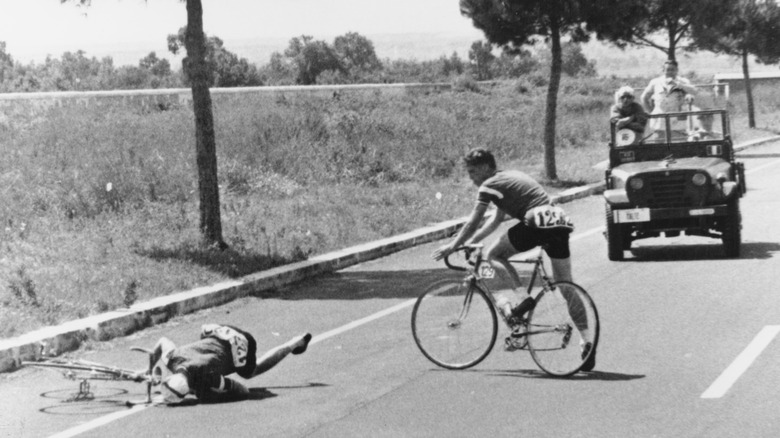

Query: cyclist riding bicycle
(151, 324), (312, 404)
(432, 148), (596, 371)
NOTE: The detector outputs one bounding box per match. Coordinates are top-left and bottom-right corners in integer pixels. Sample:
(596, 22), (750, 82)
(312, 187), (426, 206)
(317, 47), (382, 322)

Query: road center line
(701, 325), (780, 399)
(311, 299), (416, 346)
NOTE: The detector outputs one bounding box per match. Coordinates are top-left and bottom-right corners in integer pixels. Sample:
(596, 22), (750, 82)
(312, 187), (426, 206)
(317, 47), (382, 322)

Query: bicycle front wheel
(411, 279), (498, 370)
(527, 281), (599, 377)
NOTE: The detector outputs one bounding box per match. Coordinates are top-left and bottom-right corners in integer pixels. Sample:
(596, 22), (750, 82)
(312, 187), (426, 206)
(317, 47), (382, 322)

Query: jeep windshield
(612, 109), (729, 148)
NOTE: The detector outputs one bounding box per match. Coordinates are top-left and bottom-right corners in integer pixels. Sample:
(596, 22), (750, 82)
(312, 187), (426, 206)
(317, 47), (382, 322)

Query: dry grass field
(1, 76), (778, 338)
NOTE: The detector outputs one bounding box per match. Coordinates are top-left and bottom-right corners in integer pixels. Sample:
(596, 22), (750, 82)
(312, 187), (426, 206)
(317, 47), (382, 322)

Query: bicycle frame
(415, 243), (598, 374)
(446, 245), (565, 339)
(21, 346), (157, 405)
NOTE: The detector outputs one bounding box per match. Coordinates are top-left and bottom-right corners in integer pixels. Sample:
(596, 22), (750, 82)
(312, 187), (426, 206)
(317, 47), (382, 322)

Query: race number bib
(525, 205), (574, 231)
(477, 262), (495, 279)
(201, 324), (249, 368)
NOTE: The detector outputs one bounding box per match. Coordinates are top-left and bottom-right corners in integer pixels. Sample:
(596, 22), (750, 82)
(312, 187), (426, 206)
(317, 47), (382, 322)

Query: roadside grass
(1, 77), (778, 338)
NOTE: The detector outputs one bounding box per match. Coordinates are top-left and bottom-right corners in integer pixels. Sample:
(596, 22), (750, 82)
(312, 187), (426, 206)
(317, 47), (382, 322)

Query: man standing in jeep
(640, 60), (697, 114)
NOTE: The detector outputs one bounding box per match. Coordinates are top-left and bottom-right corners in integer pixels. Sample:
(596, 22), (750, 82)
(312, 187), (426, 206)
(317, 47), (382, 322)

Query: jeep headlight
(629, 177), (644, 190)
(692, 172), (707, 186)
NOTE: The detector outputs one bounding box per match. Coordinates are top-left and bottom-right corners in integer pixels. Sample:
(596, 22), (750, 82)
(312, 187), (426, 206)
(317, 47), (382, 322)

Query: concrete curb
(732, 135), (780, 152)
(0, 217), (468, 372)
(3, 136), (777, 373)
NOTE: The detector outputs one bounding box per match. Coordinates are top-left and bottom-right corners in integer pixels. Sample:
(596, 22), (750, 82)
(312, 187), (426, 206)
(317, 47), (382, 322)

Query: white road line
(48, 225), (605, 437)
(570, 226), (604, 241)
(47, 405), (148, 438)
(311, 299), (416, 346)
(701, 325), (780, 399)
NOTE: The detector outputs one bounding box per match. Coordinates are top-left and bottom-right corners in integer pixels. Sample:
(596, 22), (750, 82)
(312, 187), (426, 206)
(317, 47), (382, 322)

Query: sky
(0, 0), (482, 64)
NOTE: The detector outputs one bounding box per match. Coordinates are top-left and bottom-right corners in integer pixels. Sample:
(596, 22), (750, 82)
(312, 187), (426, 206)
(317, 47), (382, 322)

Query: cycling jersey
(164, 324), (257, 398)
(476, 170), (550, 219)
(477, 169), (573, 258)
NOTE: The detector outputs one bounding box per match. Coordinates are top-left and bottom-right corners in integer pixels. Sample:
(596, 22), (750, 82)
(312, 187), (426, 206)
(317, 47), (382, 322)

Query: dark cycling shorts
(507, 222), (571, 259)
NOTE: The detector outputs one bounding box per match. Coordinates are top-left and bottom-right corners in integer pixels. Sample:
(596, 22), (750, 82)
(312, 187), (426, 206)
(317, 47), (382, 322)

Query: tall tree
(460, 0), (620, 180)
(62, 0), (226, 247)
(183, 0), (225, 247)
(691, 0), (780, 128)
(586, 0), (732, 62)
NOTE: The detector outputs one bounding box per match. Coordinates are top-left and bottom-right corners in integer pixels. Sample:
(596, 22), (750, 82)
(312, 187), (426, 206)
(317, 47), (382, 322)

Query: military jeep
(603, 109), (746, 260)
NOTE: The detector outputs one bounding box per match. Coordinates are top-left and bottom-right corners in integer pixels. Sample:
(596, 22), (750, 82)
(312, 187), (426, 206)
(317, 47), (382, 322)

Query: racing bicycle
(21, 346), (159, 406)
(411, 244), (599, 376)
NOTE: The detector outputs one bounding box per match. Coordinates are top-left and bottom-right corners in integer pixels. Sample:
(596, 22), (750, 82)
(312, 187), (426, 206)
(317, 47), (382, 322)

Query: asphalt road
(2, 140), (780, 438)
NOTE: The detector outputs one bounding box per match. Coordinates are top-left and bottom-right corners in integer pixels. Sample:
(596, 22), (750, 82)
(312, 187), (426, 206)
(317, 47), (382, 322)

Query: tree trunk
(543, 19), (561, 181)
(741, 47), (756, 129)
(185, 0), (225, 248)
(667, 20), (677, 62)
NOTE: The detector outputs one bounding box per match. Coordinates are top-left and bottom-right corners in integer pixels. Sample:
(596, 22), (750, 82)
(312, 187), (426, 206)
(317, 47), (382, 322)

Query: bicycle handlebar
(443, 244), (483, 272)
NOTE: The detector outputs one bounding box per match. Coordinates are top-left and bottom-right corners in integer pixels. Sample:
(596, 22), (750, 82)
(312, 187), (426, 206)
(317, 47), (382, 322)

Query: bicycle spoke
(412, 279), (498, 369)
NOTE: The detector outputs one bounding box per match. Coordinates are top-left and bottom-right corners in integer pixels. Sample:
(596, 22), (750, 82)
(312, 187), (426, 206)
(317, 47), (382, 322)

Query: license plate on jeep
(615, 208), (650, 223)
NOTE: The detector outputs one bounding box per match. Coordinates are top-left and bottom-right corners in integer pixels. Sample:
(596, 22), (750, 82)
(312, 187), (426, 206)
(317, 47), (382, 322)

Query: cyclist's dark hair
(463, 148), (496, 169)
(664, 59), (678, 67)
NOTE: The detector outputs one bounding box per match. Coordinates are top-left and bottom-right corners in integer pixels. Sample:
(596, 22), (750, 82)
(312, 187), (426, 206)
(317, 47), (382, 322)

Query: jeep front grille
(629, 172), (708, 208)
(646, 174), (688, 207)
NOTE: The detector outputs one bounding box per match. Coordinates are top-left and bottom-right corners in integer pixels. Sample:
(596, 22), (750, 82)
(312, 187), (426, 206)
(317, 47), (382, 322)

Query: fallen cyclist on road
(150, 324), (312, 404)
(432, 148), (596, 371)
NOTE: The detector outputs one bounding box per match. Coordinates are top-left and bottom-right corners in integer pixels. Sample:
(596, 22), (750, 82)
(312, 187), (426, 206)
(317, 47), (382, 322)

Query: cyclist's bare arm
(468, 208), (504, 245)
(432, 202), (489, 260)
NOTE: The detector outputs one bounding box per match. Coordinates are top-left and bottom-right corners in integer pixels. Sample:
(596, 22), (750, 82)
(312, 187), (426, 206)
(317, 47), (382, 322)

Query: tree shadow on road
(264, 267), (537, 301)
(626, 241), (780, 262)
(268, 269), (463, 300)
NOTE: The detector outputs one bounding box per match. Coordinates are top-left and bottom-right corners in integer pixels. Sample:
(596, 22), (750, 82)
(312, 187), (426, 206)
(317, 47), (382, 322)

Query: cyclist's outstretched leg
(548, 255), (597, 371)
(250, 333), (312, 377)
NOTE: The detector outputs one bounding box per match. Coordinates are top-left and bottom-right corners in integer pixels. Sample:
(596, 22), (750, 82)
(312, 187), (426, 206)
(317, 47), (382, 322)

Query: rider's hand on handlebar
(432, 243), (456, 261)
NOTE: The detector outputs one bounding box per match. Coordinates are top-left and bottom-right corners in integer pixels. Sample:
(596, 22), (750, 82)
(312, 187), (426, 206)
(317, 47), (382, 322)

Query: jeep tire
(722, 198), (741, 258)
(605, 204), (625, 261)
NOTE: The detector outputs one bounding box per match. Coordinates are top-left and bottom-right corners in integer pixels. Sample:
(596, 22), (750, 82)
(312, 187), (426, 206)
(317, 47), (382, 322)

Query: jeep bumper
(609, 205), (729, 224)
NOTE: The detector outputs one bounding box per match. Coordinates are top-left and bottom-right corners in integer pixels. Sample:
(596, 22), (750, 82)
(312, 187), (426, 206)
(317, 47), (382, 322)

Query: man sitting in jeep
(610, 86), (649, 137)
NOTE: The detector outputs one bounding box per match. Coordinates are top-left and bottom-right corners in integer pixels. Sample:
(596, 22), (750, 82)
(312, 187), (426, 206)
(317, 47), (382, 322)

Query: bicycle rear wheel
(527, 281), (599, 377)
(411, 279), (498, 370)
